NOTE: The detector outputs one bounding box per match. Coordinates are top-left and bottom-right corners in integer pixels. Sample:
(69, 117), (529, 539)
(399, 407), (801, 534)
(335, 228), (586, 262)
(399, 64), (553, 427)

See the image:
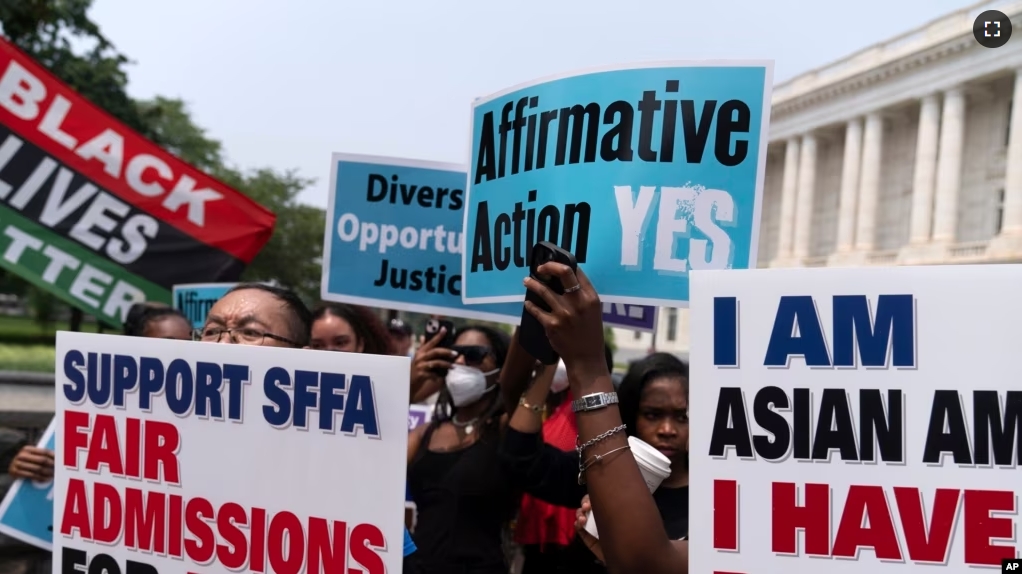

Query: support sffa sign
(689, 265), (1022, 574)
(0, 38), (275, 326)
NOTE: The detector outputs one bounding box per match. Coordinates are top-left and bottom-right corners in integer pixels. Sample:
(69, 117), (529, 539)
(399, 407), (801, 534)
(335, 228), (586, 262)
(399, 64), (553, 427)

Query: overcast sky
(89, 0), (977, 208)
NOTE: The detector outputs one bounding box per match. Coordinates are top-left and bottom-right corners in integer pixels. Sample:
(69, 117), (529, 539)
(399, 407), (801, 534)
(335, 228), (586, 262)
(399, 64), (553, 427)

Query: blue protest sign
(602, 303), (658, 332)
(0, 418), (55, 550)
(462, 62), (773, 307)
(323, 154), (523, 323)
(172, 282), (237, 329)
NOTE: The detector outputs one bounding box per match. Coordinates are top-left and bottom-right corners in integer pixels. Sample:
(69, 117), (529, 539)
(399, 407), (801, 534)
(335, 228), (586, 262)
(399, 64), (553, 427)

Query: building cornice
(771, 0), (1022, 122)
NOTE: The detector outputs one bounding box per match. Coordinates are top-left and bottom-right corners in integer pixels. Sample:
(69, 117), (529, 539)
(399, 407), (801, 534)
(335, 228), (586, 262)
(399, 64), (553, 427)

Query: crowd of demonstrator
(1, 263), (689, 574)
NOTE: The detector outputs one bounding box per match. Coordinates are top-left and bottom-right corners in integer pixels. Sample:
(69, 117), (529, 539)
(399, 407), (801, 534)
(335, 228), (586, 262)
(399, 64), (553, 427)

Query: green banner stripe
(0, 202), (169, 327)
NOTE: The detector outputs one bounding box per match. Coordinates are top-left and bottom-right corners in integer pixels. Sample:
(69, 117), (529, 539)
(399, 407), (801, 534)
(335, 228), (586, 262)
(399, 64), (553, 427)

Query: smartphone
(520, 241), (578, 364)
(424, 318), (456, 348)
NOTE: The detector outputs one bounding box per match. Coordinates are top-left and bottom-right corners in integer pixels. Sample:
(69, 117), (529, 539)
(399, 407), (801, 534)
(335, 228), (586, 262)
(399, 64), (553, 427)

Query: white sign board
(690, 265), (1020, 573)
(53, 332), (410, 573)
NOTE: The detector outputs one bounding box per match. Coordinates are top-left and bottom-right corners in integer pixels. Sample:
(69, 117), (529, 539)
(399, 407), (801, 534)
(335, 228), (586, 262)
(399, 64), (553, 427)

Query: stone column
(932, 87), (966, 243)
(775, 137), (800, 261)
(908, 94), (941, 244)
(835, 118), (863, 252)
(854, 112), (884, 252)
(792, 134), (817, 259)
(999, 69), (1022, 235)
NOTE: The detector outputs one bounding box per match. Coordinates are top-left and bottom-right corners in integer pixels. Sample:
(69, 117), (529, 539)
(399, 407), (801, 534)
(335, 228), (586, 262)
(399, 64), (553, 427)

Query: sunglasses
(450, 345), (492, 364)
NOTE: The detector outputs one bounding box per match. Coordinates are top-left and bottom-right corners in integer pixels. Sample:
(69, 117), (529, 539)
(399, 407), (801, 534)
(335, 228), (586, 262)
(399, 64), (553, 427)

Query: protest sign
(53, 332), (410, 573)
(0, 39), (275, 326)
(408, 403), (433, 431)
(323, 154), (522, 323)
(602, 302), (657, 333)
(462, 62), (772, 307)
(689, 265), (1021, 572)
(0, 418), (55, 550)
(172, 282), (237, 329)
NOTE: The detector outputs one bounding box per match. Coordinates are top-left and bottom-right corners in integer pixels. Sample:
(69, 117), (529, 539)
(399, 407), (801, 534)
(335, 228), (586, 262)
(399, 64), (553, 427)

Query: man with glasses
(191, 282), (420, 564)
(194, 283), (312, 347)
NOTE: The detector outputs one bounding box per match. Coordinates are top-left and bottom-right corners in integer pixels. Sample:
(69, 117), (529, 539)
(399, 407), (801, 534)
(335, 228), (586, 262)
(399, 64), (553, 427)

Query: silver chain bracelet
(576, 424), (627, 485)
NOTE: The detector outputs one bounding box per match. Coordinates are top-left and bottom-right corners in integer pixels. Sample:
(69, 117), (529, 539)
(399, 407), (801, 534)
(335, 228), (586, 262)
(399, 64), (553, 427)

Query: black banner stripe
(0, 124), (245, 289)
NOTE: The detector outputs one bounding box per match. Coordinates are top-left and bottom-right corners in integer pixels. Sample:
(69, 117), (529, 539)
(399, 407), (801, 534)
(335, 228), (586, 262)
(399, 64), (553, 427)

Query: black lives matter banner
(0, 38), (275, 326)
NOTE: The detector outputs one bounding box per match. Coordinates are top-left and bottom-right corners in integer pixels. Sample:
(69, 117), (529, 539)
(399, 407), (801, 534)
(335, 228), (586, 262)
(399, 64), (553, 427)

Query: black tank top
(408, 420), (518, 574)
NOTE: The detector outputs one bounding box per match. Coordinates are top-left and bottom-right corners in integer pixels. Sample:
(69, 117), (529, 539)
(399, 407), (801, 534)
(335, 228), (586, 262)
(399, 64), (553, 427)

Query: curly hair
(310, 303), (393, 355)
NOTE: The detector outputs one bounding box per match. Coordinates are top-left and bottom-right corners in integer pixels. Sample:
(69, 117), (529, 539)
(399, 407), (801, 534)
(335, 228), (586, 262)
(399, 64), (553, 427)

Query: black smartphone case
(519, 245), (574, 365)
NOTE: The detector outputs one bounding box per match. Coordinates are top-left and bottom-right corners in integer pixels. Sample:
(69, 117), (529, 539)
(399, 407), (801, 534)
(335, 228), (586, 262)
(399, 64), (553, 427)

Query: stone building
(613, 0), (1022, 363)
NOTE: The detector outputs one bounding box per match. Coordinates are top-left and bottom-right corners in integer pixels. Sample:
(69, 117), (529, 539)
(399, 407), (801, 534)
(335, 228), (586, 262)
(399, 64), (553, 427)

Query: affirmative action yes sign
(0, 39), (275, 326)
(689, 265), (1021, 573)
(462, 62), (772, 307)
(53, 332), (409, 573)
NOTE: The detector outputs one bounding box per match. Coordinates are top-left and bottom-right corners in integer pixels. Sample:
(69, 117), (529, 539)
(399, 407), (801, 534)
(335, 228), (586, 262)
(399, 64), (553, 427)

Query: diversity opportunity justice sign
(0, 418), (55, 550)
(323, 154), (522, 323)
(53, 332), (410, 573)
(172, 282), (237, 329)
(462, 62), (772, 307)
(0, 38), (275, 326)
(689, 265), (1020, 573)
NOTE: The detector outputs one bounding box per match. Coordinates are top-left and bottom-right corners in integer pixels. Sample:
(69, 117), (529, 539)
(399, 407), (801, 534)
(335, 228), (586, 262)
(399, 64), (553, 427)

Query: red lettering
(893, 487), (958, 563)
(60, 478), (91, 538)
(250, 507), (267, 572)
(963, 489), (1016, 566)
(349, 523), (386, 574)
(832, 485), (901, 560)
(125, 417), (141, 478)
(713, 479), (739, 551)
(771, 482), (830, 556)
(307, 517), (346, 574)
(268, 512), (305, 574)
(93, 482), (121, 544)
(143, 420), (180, 484)
(216, 503), (249, 570)
(168, 494), (183, 558)
(184, 497), (216, 564)
(63, 410), (89, 469)
(124, 489), (165, 553)
(85, 414), (124, 475)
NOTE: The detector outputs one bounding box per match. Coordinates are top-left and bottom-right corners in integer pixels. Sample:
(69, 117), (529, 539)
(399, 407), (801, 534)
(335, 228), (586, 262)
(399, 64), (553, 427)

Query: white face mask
(445, 364), (499, 407)
(550, 359), (569, 394)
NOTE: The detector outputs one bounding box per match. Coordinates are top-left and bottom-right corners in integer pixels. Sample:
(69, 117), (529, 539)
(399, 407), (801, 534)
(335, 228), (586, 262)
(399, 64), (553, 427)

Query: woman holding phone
(405, 324), (520, 574)
(518, 262), (689, 574)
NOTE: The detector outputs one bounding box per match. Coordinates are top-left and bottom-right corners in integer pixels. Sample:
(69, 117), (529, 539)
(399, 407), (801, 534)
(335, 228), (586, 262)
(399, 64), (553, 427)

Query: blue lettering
(86, 353), (113, 407)
(764, 294), (917, 369)
(165, 359), (194, 416)
(194, 362), (223, 418)
(341, 375), (380, 437)
(764, 296), (830, 367)
(713, 297), (738, 366)
(293, 370), (320, 429)
(832, 294), (915, 368)
(62, 350), (86, 403)
(138, 356), (165, 411)
(263, 367), (292, 427)
(223, 364), (250, 421)
(320, 373), (346, 432)
(112, 355), (138, 408)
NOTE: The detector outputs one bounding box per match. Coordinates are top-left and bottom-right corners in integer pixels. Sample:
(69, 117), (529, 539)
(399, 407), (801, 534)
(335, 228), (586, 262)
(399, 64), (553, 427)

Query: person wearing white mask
(406, 325), (519, 574)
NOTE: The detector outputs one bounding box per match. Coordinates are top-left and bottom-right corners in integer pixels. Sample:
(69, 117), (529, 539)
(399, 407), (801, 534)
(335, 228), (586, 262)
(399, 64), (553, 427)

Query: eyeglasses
(194, 326), (300, 347)
(451, 345), (492, 364)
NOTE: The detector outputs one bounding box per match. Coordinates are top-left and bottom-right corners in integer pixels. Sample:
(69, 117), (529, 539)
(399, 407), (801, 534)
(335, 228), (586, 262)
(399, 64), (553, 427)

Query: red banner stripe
(0, 38), (275, 263)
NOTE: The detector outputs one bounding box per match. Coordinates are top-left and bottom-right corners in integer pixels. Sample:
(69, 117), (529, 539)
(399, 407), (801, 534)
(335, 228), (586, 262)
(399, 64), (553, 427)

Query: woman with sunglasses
(406, 324), (519, 574)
